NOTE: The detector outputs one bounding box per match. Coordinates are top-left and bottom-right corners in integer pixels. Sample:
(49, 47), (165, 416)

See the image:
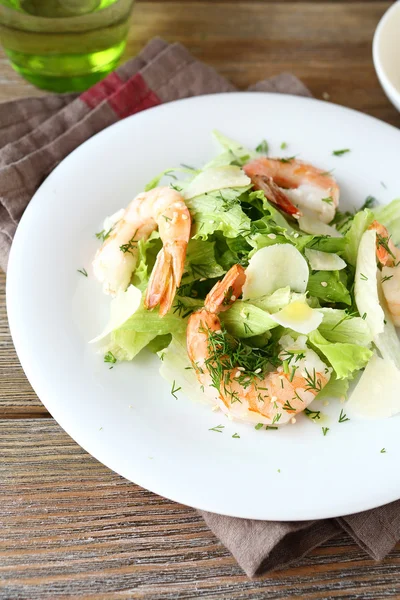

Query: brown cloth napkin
(2, 38), (400, 577)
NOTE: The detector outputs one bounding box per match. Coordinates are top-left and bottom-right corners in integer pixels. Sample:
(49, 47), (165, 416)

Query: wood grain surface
(1, 1), (400, 597)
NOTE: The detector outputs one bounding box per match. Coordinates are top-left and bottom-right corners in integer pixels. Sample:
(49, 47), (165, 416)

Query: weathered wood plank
(0, 419), (399, 599)
(0, 272), (46, 416)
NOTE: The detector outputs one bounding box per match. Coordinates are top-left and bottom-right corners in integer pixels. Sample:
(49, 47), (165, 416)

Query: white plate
(7, 93), (400, 521)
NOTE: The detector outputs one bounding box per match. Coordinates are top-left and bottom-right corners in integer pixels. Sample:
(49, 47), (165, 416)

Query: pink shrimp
(186, 265), (331, 426)
(243, 157), (339, 223)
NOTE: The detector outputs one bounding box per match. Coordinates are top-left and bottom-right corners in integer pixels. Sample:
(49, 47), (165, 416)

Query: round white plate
(7, 93), (400, 521)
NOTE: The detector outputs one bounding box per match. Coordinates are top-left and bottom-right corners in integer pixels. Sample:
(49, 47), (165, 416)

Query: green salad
(89, 131), (400, 428)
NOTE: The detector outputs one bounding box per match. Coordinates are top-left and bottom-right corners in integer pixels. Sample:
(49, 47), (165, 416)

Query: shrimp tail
(204, 264), (246, 314)
(144, 241), (186, 316)
(251, 174), (302, 218)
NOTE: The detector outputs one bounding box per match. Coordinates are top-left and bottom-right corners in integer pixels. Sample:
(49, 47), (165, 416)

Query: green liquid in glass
(0, 0), (133, 92)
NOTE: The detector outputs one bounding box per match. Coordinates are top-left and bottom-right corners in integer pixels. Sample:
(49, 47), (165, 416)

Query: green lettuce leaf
(373, 198), (400, 245)
(182, 239), (226, 284)
(344, 208), (374, 266)
(307, 271), (352, 305)
(220, 301), (278, 338)
(102, 330), (156, 362)
(204, 130), (257, 168)
(186, 188), (251, 240)
(309, 330), (373, 379)
(318, 308), (373, 345)
(315, 372), (350, 401)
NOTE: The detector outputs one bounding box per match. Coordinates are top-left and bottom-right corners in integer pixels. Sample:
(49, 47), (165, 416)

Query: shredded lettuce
(308, 330), (373, 379)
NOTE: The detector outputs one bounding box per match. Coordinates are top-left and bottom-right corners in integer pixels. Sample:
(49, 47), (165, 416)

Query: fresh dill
(95, 228), (111, 242)
(303, 368), (322, 393)
(360, 195), (377, 210)
(77, 267), (88, 277)
(255, 423), (264, 430)
(322, 427), (329, 436)
(332, 148), (350, 156)
(256, 139), (269, 154)
(283, 399), (296, 413)
(360, 273), (368, 281)
(120, 231), (138, 254)
(209, 424), (224, 433)
(321, 196), (333, 204)
(376, 233), (396, 261)
(338, 409), (350, 423)
(304, 408), (321, 421)
(232, 433), (240, 439)
(104, 351), (116, 366)
(171, 380), (181, 399)
(382, 275), (393, 283)
(380, 448), (387, 453)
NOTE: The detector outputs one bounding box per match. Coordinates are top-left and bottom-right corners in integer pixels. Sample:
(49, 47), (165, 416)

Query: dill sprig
(376, 233), (396, 261)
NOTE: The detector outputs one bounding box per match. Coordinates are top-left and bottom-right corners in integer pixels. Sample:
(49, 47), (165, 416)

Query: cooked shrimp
(368, 221), (400, 327)
(93, 186), (191, 316)
(243, 157), (339, 223)
(187, 265), (331, 426)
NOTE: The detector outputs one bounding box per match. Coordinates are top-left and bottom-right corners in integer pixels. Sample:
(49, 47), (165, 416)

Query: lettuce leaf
(318, 308), (373, 345)
(182, 239), (225, 284)
(101, 330), (156, 362)
(373, 198), (400, 245)
(344, 208), (374, 266)
(118, 302), (188, 335)
(307, 271), (352, 305)
(205, 130), (257, 168)
(220, 301), (278, 338)
(186, 187), (251, 240)
(308, 330), (372, 379)
(315, 372), (350, 401)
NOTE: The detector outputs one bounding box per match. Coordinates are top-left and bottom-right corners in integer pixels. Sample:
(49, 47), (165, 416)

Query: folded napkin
(2, 38), (399, 577)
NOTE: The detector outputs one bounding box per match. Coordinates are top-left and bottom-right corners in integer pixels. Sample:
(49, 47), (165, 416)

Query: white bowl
(373, 1), (400, 112)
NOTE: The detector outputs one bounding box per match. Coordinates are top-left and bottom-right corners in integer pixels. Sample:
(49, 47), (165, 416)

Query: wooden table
(1, 1), (400, 598)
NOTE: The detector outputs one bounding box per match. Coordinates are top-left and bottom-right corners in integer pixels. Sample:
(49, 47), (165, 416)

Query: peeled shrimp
(186, 265), (331, 426)
(243, 157), (339, 223)
(369, 221), (400, 326)
(93, 186), (191, 316)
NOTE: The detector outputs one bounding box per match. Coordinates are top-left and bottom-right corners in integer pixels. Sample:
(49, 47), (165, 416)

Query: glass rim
(0, 0), (135, 32)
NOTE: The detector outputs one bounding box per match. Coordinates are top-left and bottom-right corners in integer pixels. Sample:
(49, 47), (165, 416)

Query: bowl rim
(373, 0), (400, 106)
